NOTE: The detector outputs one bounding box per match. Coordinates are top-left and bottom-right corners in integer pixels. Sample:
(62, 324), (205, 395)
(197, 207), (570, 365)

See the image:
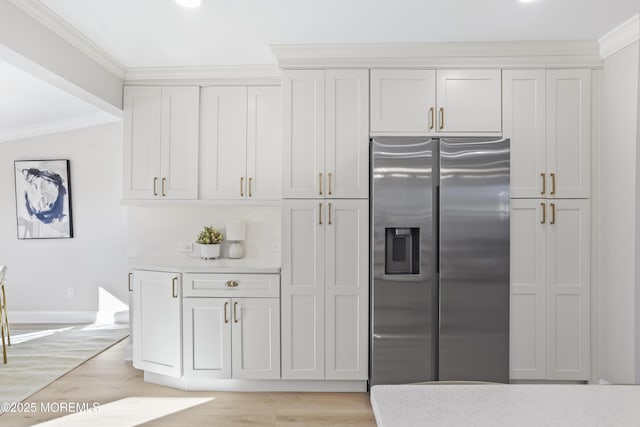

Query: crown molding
(8, 0), (125, 79)
(124, 65), (281, 85)
(599, 14), (640, 59)
(271, 41), (602, 69)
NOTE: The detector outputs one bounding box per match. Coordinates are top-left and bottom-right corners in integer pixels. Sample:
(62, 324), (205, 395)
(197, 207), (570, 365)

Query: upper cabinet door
(200, 87), (248, 200)
(370, 69), (436, 134)
(246, 86), (282, 200)
(123, 86), (162, 200)
(546, 69), (591, 199)
(325, 70), (370, 199)
(503, 70), (547, 198)
(436, 70), (502, 132)
(160, 87), (199, 200)
(282, 70), (325, 198)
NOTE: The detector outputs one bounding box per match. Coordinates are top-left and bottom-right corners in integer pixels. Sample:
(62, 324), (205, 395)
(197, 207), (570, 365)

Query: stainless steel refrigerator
(370, 137), (510, 386)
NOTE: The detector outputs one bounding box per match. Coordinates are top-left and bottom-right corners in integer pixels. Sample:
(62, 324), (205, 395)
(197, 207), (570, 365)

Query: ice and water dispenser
(384, 227), (420, 275)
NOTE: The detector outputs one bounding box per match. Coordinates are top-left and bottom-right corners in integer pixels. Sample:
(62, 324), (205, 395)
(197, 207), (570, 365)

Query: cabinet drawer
(182, 273), (280, 297)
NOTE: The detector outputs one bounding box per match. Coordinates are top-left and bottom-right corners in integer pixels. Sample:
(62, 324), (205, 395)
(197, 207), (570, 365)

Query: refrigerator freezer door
(370, 137), (437, 386)
(439, 137), (510, 383)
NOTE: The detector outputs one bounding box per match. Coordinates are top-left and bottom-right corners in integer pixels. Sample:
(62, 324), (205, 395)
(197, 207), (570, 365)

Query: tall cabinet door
(183, 297), (231, 379)
(503, 70), (546, 198)
(200, 86), (248, 200)
(510, 200), (547, 380)
(546, 199), (591, 380)
(282, 71), (325, 198)
(546, 69), (591, 199)
(370, 69), (436, 133)
(123, 86), (161, 199)
(133, 270), (182, 377)
(231, 298), (280, 379)
(325, 70), (370, 199)
(281, 200), (325, 379)
(247, 86), (282, 200)
(325, 200), (369, 380)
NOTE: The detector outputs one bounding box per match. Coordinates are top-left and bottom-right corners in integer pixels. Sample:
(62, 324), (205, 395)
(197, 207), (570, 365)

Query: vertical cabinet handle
(248, 177), (253, 197)
(550, 173), (556, 196)
(319, 173), (323, 196)
(233, 301), (239, 323)
(429, 107), (435, 130)
(161, 177), (167, 197)
(153, 177), (158, 196)
(328, 173), (332, 196)
(240, 177), (244, 197)
(550, 203), (556, 225)
(540, 202), (546, 224)
(128, 273), (133, 292)
(540, 173), (546, 196)
(439, 108), (444, 130)
(171, 277), (178, 298)
(328, 203), (332, 225)
(224, 302), (229, 324)
(319, 203), (323, 225)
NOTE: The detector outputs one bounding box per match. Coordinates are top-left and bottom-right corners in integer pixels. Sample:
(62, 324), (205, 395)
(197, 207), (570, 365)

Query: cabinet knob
(225, 280), (239, 288)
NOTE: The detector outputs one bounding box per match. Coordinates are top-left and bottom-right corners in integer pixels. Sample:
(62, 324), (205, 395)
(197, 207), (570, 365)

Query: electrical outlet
(271, 242), (281, 253)
(67, 288), (75, 298)
(177, 243), (193, 253)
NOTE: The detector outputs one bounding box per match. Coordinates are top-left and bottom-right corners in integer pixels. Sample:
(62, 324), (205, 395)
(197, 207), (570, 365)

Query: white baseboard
(8, 310), (97, 324)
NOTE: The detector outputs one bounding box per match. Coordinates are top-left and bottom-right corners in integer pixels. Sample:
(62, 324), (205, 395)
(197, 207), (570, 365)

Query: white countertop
(129, 256), (280, 274)
(370, 384), (640, 427)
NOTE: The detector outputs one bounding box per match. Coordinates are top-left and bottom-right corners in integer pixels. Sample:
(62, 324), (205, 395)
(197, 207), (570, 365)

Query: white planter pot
(199, 243), (221, 260)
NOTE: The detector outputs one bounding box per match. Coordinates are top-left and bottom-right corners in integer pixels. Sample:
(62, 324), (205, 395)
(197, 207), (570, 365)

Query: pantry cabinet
(282, 69), (369, 199)
(503, 69), (591, 199)
(132, 270), (182, 377)
(200, 86), (281, 201)
(510, 199), (591, 381)
(370, 69), (502, 134)
(281, 199), (369, 380)
(123, 86), (199, 200)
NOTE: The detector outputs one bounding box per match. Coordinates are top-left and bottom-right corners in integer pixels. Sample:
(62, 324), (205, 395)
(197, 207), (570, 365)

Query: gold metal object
(171, 277), (178, 298)
(153, 177), (158, 196)
(550, 203), (556, 225)
(319, 173), (323, 196)
(439, 108), (444, 130)
(429, 107), (435, 130)
(240, 177), (244, 197)
(224, 302), (229, 324)
(328, 173), (332, 195)
(319, 203), (323, 225)
(128, 273), (133, 292)
(540, 202), (546, 224)
(1, 283), (9, 347)
(541, 173), (546, 196)
(162, 177), (166, 197)
(225, 280), (239, 288)
(328, 203), (332, 225)
(233, 302), (238, 323)
(249, 177), (253, 197)
(550, 173), (556, 195)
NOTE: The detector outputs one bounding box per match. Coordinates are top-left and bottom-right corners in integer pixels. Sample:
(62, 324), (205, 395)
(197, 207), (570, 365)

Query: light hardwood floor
(1, 332), (376, 426)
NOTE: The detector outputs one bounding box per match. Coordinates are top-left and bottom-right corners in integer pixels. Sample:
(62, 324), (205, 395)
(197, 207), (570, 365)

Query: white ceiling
(1, 0), (638, 143)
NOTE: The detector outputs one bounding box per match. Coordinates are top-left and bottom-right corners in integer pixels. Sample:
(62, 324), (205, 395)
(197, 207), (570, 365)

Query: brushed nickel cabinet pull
(319, 203), (323, 225)
(328, 173), (333, 196)
(171, 277), (178, 298)
(550, 203), (556, 225)
(550, 173), (556, 196)
(249, 177), (253, 197)
(429, 107), (435, 130)
(161, 177), (167, 197)
(225, 280), (239, 288)
(439, 108), (444, 130)
(224, 302), (229, 324)
(541, 173), (546, 196)
(153, 177), (158, 196)
(128, 273), (133, 292)
(540, 202), (546, 224)
(240, 177), (244, 197)
(233, 301), (239, 323)
(319, 173), (323, 196)
(328, 203), (332, 225)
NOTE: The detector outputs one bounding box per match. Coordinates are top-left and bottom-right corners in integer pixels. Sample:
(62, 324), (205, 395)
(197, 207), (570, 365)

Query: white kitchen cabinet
(370, 69), (501, 134)
(510, 199), (590, 381)
(200, 86), (281, 201)
(281, 199), (368, 380)
(503, 69), (591, 199)
(282, 69), (369, 199)
(183, 297), (280, 380)
(123, 86), (199, 200)
(132, 270), (182, 377)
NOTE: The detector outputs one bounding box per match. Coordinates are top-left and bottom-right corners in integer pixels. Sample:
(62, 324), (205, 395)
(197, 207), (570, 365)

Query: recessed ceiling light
(175, 0), (202, 8)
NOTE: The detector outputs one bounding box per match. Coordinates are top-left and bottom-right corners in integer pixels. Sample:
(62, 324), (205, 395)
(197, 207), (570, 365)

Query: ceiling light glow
(519, 0), (537, 3)
(175, 0), (202, 8)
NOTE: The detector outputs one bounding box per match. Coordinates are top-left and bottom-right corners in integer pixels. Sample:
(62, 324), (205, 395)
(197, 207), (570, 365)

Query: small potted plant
(196, 226), (223, 259)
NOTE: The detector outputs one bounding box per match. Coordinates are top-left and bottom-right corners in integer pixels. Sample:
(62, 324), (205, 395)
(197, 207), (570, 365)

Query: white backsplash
(127, 205), (281, 261)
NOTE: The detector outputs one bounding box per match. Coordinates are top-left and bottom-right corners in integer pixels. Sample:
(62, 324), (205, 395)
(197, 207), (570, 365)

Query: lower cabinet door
(133, 270), (182, 377)
(183, 298), (231, 379)
(231, 298), (280, 379)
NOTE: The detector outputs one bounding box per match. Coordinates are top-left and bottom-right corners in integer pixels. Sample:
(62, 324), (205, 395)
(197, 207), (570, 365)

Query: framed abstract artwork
(14, 159), (74, 239)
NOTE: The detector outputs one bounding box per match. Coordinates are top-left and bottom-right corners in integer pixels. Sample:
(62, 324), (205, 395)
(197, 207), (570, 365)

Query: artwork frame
(14, 159), (74, 239)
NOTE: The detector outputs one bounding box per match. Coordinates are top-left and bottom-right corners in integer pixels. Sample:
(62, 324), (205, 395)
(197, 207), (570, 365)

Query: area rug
(0, 324), (129, 408)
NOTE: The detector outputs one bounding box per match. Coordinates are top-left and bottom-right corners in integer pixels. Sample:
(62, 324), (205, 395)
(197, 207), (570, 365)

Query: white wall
(599, 40), (640, 383)
(0, 122), (128, 321)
